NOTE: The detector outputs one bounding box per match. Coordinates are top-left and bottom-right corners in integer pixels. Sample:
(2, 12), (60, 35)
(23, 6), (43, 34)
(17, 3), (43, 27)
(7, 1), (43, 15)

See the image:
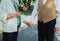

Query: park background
(0, 0), (60, 41)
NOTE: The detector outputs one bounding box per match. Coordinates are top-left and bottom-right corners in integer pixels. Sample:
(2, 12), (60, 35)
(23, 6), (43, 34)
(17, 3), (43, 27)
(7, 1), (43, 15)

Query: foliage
(0, 22), (2, 36)
(0, 0), (1, 3)
(19, 0), (35, 15)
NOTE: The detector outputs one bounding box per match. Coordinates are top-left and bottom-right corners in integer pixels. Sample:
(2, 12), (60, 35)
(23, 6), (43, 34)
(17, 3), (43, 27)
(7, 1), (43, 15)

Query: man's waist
(38, 17), (56, 23)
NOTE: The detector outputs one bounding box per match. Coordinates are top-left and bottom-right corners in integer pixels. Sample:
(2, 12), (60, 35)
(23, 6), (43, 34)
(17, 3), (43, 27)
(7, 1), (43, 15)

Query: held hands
(23, 21), (33, 28)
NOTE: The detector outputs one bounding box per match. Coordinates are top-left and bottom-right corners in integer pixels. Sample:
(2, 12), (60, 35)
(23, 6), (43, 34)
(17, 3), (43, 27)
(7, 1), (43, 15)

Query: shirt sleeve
(55, 0), (60, 28)
(0, 13), (7, 23)
(0, 6), (7, 23)
(29, 0), (38, 22)
(0, 1), (8, 23)
(0, 0), (17, 23)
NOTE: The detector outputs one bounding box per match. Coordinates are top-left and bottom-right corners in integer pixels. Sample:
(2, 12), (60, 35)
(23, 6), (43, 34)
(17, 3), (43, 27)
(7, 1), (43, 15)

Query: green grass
(0, 22), (2, 36)
(0, 30), (2, 36)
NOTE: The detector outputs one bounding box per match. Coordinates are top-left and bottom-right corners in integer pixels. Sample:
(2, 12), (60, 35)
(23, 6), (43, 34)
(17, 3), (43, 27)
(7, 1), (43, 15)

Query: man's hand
(19, 4), (28, 11)
(23, 21), (33, 28)
(54, 27), (59, 33)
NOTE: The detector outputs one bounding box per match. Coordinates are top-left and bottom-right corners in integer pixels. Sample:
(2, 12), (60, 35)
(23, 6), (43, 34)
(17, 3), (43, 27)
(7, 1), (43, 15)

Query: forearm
(7, 13), (17, 19)
(7, 12), (21, 20)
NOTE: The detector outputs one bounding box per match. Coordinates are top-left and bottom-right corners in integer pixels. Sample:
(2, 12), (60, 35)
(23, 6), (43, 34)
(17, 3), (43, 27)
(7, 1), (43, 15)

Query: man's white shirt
(0, 0), (19, 32)
(29, 0), (60, 28)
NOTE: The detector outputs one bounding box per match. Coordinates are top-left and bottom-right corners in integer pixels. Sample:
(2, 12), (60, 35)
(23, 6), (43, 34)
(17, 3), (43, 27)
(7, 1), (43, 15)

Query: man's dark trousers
(38, 19), (56, 41)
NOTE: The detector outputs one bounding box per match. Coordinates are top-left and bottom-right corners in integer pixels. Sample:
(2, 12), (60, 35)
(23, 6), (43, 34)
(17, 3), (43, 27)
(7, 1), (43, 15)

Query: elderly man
(0, 0), (27, 41)
(24, 0), (60, 41)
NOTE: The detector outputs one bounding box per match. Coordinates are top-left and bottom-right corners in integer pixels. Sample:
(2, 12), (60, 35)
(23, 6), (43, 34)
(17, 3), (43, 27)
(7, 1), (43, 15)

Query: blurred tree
(0, 0), (1, 3)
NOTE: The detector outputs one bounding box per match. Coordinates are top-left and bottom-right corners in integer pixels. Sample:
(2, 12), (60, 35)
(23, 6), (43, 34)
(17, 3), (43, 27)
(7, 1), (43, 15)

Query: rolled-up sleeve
(0, 1), (7, 22)
(0, 7), (7, 22)
(0, 13), (7, 22)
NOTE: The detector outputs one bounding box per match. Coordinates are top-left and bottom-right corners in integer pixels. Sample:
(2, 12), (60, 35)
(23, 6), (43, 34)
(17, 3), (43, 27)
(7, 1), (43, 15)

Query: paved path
(17, 15), (59, 41)
(17, 24), (59, 41)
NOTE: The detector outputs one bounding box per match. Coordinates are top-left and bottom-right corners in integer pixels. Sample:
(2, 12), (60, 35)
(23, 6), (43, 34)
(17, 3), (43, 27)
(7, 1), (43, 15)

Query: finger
(23, 21), (33, 27)
(28, 23), (33, 28)
(23, 21), (28, 24)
